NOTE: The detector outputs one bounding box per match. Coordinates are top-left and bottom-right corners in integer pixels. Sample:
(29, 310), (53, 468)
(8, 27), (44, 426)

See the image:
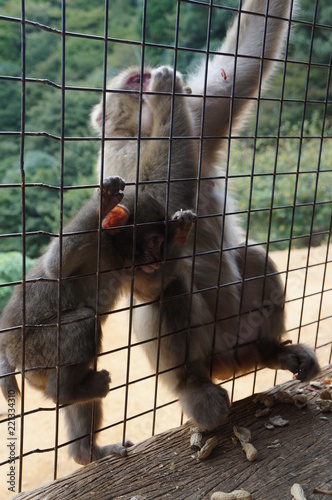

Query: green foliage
(229, 120), (332, 249)
(0, 252), (36, 312)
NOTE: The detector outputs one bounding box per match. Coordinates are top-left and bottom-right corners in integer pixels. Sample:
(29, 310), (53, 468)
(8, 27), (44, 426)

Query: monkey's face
(134, 230), (165, 274)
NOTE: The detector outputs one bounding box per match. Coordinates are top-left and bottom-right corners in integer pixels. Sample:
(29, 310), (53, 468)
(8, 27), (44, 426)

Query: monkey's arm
(44, 177), (125, 278)
(141, 67), (197, 214)
(187, 0), (294, 156)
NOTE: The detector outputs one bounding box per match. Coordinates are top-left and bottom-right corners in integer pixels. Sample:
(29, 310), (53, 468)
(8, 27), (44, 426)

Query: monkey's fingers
(102, 175), (125, 195)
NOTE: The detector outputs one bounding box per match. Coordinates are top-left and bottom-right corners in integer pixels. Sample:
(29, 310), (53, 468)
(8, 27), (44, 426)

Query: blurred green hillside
(0, 0), (331, 291)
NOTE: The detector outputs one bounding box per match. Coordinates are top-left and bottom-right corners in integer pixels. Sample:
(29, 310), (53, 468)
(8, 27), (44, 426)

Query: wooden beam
(14, 366), (332, 500)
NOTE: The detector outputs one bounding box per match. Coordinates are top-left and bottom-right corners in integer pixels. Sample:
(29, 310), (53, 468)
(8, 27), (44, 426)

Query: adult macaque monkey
(0, 176), (195, 465)
(91, 0), (320, 431)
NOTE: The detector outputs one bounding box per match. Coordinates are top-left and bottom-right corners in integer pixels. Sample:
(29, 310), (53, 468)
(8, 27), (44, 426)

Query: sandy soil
(0, 245), (331, 497)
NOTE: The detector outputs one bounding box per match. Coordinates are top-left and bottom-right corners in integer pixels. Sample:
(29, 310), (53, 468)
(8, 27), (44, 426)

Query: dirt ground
(0, 245), (331, 498)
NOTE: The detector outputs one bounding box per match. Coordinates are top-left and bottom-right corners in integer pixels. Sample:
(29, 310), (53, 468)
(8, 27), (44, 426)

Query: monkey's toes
(151, 66), (184, 93)
(296, 355), (320, 382)
(279, 344), (320, 382)
(103, 176), (126, 196)
(102, 176), (125, 210)
(100, 443), (129, 458)
(173, 209), (196, 227)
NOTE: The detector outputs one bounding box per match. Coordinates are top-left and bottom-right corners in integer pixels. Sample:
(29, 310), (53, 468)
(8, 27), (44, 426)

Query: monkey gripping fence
(0, 0), (331, 494)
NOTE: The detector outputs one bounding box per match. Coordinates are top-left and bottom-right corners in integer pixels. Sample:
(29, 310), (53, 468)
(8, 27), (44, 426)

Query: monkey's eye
(148, 236), (161, 249)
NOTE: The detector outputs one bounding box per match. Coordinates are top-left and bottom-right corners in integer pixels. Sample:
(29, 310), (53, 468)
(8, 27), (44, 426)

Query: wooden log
(14, 366), (332, 500)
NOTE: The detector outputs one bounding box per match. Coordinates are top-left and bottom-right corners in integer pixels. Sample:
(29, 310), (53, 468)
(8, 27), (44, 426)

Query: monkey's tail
(0, 357), (20, 400)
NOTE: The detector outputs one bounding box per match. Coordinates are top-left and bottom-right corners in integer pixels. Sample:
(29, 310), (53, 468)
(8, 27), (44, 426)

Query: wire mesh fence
(0, 0), (331, 496)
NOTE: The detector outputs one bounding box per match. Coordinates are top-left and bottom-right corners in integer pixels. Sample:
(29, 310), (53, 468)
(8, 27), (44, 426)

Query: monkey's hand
(171, 209), (196, 246)
(100, 176), (125, 216)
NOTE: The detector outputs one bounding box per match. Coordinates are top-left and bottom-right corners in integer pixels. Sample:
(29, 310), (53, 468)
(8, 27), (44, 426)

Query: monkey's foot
(72, 441), (134, 465)
(101, 176), (125, 213)
(172, 209), (196, 227)
(95, 440), (134, 460)
(179, 382), (230, 431)
(149, 66), (184, 99)
(172, 209), (196, 246)
(277, 344), (320, 382)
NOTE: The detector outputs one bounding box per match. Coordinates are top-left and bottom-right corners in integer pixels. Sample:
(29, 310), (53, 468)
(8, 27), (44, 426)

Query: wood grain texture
(14, 366), (332, 500)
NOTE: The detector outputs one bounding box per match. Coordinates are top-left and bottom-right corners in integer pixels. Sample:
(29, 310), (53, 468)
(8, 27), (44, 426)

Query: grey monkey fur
(0, 176), (195, 464)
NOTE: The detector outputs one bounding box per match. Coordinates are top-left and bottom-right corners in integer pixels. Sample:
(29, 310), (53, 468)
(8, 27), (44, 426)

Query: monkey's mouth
(135, 243), (164, 274)
(140, 262), (161, 274)
(135, 236), (165, 274)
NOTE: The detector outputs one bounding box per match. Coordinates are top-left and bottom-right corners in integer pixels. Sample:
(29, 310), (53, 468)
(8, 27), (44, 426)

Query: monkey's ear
(90, 104), (103, 132)
(102, 204), (130, 232)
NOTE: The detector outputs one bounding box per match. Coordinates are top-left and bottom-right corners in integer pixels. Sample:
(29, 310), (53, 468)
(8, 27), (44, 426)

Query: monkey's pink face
(125, 72), (151, 92)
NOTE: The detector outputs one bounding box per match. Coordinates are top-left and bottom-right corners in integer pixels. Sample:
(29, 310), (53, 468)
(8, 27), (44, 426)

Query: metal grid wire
(0, 0), (331, 495)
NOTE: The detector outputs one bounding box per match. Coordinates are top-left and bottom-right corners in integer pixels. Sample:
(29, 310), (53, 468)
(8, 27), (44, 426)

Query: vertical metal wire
(18, 0), (26, 493)
(90, 0), (110, 463)
(188, 0), (214, 417)
(150, 0), (194, 436)
(215, 0), (243, 405)
(122, 0), (148, 445)
(313, 50), (332, 354)
(150, 0), (182, 436)
(233, 0), (271, 397)
(52, 0), (66, 479)
(288, 0), (319, 348)
(272, 0), (295, 387)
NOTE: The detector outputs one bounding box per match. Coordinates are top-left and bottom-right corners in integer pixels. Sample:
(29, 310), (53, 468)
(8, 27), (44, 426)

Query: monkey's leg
(64, 400), (131, 465)
(257, 339), (320, 382)
(43, 312), (111, 405)
(142, 66), (197, 213)
(178, 377), (230, 431)
(45, 365), (111, 405)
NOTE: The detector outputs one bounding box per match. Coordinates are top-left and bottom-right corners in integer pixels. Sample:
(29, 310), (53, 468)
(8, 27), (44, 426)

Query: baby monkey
(0, 176), (195, 465)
